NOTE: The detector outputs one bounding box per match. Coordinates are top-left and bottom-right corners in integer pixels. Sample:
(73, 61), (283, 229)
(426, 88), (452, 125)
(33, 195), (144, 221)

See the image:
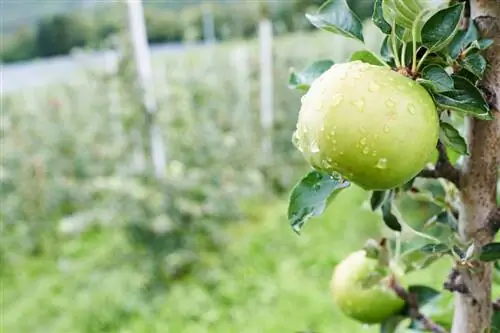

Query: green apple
(330, 250), (406, 324)
(293, 61), (439, 190)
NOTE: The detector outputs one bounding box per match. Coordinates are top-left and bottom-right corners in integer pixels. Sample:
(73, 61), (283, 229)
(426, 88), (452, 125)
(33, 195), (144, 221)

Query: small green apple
(330, 250), (406, 324)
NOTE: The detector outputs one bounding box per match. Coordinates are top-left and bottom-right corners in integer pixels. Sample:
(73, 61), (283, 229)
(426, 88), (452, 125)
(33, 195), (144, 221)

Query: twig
(417, 141), (461, 188)
(389, 275), (449, 333)
(493, 298), (500, 312)
(443, 268), (470, 294)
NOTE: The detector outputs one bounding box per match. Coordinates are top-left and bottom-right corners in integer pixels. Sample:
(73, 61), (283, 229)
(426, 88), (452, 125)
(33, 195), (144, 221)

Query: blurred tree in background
(1, 0), (375, 63)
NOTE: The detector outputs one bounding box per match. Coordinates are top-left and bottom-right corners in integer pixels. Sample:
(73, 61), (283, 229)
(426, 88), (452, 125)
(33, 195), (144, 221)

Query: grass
(4, 184), (472, 333)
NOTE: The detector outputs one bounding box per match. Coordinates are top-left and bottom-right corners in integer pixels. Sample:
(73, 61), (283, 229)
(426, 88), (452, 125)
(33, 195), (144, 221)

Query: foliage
(287, 0), (498, 332)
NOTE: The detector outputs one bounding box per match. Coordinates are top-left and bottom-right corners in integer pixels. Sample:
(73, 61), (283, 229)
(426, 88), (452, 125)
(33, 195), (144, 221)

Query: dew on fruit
(339, 151), (344, 156)
(407, 103), (416, 115)
(310, 140), (320, 153)
(360, 137), (367, 146)
(352, 99), (365, 112)
(369, 82), (380, 92)
(383, 125), (390, 133)
(385, 98), (396, 109)
(362, 147), (369, 155)
(331, 93), (344, 107)
(376, 158), (388, 169)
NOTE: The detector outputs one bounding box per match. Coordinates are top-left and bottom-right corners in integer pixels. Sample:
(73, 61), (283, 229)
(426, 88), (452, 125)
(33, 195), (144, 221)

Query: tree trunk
(452, 1), (500, 333)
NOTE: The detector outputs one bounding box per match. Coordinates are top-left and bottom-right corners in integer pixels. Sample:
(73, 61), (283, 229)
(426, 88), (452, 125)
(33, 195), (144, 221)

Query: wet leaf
(421, 3), (464, 51)
(432, 75), (492, 120)
(287, 170), (350, 234)
(479, 243), (500, 262)
(439, 121), (468, 155)
(288, 60), (335, 92)
(306, 0), (364, 43)
(417, 64), (453, 93)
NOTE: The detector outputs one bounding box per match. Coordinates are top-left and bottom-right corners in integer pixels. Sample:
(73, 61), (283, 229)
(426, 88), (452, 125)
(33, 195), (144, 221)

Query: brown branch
(389, 276), (449, 333)
(417, 141), (461, 188)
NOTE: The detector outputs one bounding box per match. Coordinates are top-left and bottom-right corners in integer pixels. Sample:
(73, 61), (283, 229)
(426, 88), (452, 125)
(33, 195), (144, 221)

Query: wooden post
(230, 45), (251, 137)
(258, 5), (274, 161)
(126, 0), (166, 178)
(202, 1), (216, 44)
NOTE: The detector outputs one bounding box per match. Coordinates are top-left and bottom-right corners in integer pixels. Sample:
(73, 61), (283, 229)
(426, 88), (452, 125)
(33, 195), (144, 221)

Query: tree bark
(452, 1), (500, 333)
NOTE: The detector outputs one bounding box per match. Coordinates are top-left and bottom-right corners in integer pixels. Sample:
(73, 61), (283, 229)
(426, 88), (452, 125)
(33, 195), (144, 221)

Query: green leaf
(421, 3), (464, 51)
(447, 19), (479, 59)
(479, 243), (500, 262)
(435, 210), (458, 232)
(420, 243), (450, 254)
(373, 0), (391, 34)
(492, 311), (500, 333)
(381, 192), (402, 232)
(432, 75), (492, 120)
(459, 50), (487, 79)
(350, 50), (388, 66)
(477, 38), (494, 50)
(287, 170), (350, 234)
(288, 60), (335, 92)
(417, 64), (453, 93)
(380, 315), (405, 333)
(305, 0), (364, 43)
(408, 285), (441, 307)
(380, 35), (393, 60)
(370, 190), (388, 211)
(439, 121), (468, 155)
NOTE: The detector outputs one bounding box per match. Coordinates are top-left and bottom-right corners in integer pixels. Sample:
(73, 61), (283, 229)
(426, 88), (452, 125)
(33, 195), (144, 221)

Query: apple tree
(286, 0), (500, 332)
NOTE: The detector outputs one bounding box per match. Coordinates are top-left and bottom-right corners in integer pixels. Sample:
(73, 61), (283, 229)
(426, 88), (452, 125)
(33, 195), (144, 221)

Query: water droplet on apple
(383, 125), (390, 133)
(360, 137), (367, 145)
(352, 99), (365, 112)
(339, 151), (344, 156)
(363, 147), (369, 154)
(376, 158), (388, 169)
(385, 98), (396, 109)
(310, 141), (320, 153)
(372, 150), (377, 157)
(369, 82), (380, 92)
(331, 93), (344, 107)
(407, 103), (416, 115)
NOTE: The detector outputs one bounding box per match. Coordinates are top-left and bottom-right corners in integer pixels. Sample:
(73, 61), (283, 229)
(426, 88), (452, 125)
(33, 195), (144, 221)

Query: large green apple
(330, 250), (406, 324)
(293, 61), (439, 190)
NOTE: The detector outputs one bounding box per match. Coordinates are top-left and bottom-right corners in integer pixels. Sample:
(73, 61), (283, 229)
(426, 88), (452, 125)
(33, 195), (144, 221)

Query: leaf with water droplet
(459, 49), (487, 80)
(421, 3), (464, 52)
(416, 64), (453, 93)
(288, 60), (335, 92)
(439, 121), (469, 156)
(305, 0), (365, 43)
(432, 75), (492, 120)
(288, 170), (350, 234)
